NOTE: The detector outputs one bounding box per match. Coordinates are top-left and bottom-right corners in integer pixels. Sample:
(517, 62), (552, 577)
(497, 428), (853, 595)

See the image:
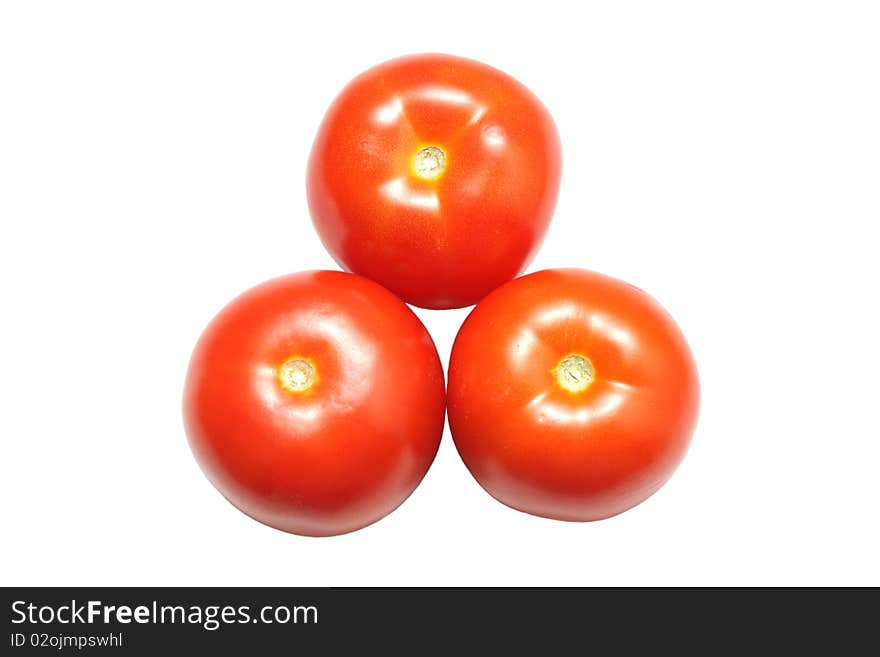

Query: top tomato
(307, 54), (562, 309)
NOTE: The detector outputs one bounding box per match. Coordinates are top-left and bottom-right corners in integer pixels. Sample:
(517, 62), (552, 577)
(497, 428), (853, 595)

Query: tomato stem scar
(553, 354), (595, 393)
(413, 146), (447, 179)
(279, 358), (317, 393)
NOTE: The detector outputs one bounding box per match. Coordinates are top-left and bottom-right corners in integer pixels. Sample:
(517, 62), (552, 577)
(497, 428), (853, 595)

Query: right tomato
(447, 268), (700, 521)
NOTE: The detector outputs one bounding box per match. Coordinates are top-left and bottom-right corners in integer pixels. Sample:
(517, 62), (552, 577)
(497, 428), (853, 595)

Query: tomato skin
(183, 271), (445, 536)
(447, 269), (700, 521)
(307, 54), (562, 309)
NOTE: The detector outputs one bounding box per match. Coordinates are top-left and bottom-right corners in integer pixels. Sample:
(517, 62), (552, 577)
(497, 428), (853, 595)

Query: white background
(2, 1), (878, 586)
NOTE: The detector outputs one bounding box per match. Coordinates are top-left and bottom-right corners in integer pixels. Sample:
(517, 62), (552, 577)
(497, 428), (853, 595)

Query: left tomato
(183, 270), (446, 537)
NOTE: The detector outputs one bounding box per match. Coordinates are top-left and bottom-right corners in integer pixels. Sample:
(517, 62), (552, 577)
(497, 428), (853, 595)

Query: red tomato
(307, 54), (562, 309)
(183, 271), (446, 536)
(447, 269), (700, 521)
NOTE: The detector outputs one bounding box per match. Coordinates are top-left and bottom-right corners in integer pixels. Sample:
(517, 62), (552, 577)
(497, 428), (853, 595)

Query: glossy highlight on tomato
(183, 271), (446, 536)
(447, 268), (700, 522)
(307, 53), (562, 309)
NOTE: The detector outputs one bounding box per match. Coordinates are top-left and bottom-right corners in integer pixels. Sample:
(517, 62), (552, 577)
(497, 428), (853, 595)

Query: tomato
(183, 271), (446, 536)
(447, 269), (700, 521)
(307, 54), (562, 309)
